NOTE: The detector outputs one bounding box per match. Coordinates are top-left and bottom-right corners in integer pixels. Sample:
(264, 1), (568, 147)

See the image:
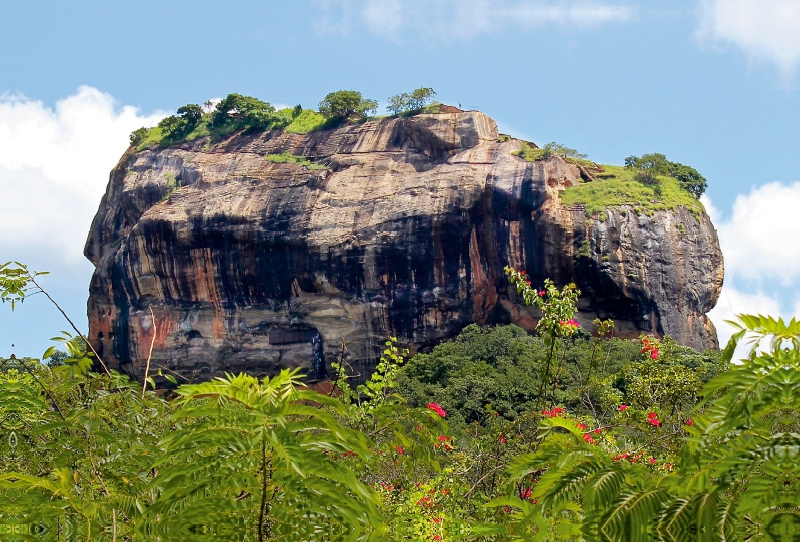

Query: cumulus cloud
(0, 86), (165, 268)
(703, 185), (800, 353)
(697, 0), (800, 77)
(708, 182), (800, 286)
(707, 283), (783, 346)
(316, 0), (635, 40)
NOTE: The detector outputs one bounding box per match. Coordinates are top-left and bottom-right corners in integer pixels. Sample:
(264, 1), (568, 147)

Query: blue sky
(2, 0), (800, 357)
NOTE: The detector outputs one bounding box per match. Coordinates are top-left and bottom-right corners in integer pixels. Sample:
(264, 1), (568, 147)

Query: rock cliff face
(85, 111), (724, 380)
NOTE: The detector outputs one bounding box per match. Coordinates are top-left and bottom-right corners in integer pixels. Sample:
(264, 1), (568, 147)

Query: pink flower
(426, 403), (447, 417)
(538, 290), (546, 297)
(500, 435), (507, 444)
(649, 458), (657, 464)
(618, 404), (629, 411)
(583, 433), (595, 443)
(521, 487), (532, 499)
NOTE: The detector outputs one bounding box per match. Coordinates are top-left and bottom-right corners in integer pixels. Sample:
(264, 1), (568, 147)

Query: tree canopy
(625, 153), (708, 198)
(318, 90), (378, 119)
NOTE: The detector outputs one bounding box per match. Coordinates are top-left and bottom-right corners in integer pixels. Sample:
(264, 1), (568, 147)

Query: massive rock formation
(85, 110), (724, 381)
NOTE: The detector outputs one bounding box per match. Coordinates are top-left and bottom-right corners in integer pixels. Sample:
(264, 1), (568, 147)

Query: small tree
(176, 103), (202, 125)
(318, 90), (378, 119)
(386, 87), (437, 116)
(129, 127), (148, 146)
(211, 93), (278, 129)
(542, 142), (588, 160)
(626, 153), (707, 197)
(669, 162), (707, 198)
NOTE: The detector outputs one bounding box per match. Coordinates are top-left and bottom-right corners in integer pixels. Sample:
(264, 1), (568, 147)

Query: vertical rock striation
(85, 111), (724, 380)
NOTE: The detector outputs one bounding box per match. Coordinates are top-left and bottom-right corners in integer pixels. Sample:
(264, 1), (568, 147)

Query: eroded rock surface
(85, 111), (724, 380)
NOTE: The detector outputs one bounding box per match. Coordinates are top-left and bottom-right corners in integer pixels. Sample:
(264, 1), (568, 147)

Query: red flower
(433, 536), (441, 541)
(521, 487), (532, 499)
(538, 290), (546, 297)
(583, 433), (595, 443)
(685, 418), (693, 426)
(525, 280), (532, 286)
(650, 349), (659, 360)
(618, 404), (629, 411)
(395, 446), (405, 455)
(500, 435), (507, 444)
(649, 458), (657, 464)
(594, 428), (602, 434)
(432, 517), (442, 523)
(577, 422), (587, 430)
(519, 270), (526, 275)
(427, 403), (447, 417)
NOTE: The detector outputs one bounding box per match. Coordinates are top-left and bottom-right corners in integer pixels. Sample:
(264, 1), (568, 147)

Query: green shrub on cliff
(386, 87), (438, 116)
(265, 152), (329, 171)
(318, 90), (378, 121)
(284, 108), (327, 134)
(625, 153), (708, 198)
(561, 164), (704, 219)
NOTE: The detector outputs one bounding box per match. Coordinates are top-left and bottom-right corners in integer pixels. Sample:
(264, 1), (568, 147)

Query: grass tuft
(264, 152), (329, 171)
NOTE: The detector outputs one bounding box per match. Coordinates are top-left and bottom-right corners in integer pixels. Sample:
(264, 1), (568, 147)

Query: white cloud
(697, 0), (800, 77)
(317, 0), (635, 40)
(707, 283), (782, 347)
(703, 186), (800, 355)
(708, 182), (800, 286)
(0, 86), (165, 268)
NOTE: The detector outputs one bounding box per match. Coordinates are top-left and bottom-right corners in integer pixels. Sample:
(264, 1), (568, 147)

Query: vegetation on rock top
(129, 87), (445, 152)
(514, 142), (706, 219)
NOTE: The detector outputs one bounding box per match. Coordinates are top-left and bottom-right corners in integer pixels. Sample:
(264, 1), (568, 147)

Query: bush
(211, 93), (289, 133)
(129, 127), (148, 146)
(264, 152), (329, 171)
(626, 153), (707, 197)
(318, 90), (378, 120)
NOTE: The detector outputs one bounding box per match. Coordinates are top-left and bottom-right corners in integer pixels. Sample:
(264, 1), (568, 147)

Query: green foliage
(560, 164), (705, 219)
(284, 108), (328, 134)
(318, 90), (378, 120)
(129, 127), (148, 146)
(498, 314), (800, 541)
(386, 87), (437, 116)
(264, 152), (329, 171)
(211, 94), (286, 132)
(161, 171), (182, 201)
(513, 141), (589, 164)
(2, 261), (784, 540)
(626, 153), (708, 198)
